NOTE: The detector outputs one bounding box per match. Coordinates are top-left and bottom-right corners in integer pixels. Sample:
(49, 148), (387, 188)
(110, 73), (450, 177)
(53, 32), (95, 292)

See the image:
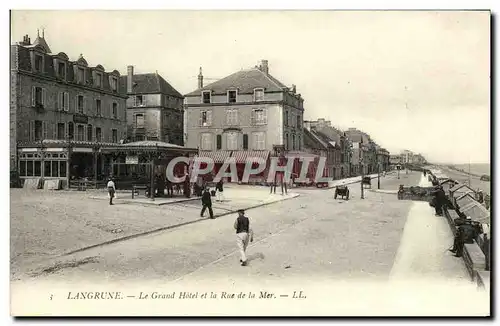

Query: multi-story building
(120, 66), (184, 145)
(345, 128), (375, 174)
(303, 122), (342, 179)
(184, 60), (305, 180)
(376, 146), (390, 172)
(306, 118), (351, 178)
(11, 32), (127, 186)
(389, 154), (402, 166)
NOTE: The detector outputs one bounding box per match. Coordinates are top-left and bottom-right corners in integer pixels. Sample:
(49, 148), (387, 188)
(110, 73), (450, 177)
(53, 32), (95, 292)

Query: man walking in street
(234, 209), (254, 266)
(215, 179), (224, 202)
(200, 187), (214, 219)
(107, 177), (116, 205)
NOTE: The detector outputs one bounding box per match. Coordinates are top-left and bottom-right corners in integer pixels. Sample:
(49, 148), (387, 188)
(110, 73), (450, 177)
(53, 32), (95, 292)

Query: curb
(89, 196), (200, 206)
(59, 193), (300, 257)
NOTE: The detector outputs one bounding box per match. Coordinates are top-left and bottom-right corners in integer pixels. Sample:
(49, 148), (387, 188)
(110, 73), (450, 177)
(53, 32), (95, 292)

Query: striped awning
(232, 150), (270, 164)
(197, 151), (232, 164)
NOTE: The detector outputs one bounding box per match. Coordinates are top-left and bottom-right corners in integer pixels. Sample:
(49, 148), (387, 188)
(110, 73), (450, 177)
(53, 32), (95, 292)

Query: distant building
(303, 122), (342, 180)
(184, 60), (305, 181)
(120, 66), (184, 145)
(11, 31), (127, 186)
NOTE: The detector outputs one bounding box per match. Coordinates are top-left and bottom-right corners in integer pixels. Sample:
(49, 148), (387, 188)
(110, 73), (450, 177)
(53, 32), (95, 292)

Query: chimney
(127, 65), (134, 93)
(260, 59), (269, 75)
(291, 84), (296, 93)
(198, 67), (203, 89)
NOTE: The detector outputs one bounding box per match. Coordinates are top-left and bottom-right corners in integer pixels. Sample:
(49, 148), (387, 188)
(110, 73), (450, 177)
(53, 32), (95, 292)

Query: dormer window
(34, 54), (43, 72)
(227, 90), (237, 103)
(110, 76), (118, 91)
(77, 67), (85, 84)
(95, 72), (103, 88)
(57, 61), (66, 79)
(254, 88), (264, 102)
(202, 91), (211, 104)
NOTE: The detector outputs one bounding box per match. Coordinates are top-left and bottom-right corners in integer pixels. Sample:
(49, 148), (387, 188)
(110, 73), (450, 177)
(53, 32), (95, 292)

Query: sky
(10, 10), (490, 164)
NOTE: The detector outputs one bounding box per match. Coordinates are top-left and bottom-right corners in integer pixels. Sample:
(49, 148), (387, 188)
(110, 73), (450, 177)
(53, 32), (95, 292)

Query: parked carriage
(361, 176), (372, 188)
(334, 185), (349, 200)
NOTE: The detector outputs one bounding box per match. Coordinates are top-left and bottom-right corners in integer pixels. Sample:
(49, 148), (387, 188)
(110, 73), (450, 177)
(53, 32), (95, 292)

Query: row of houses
(389, 150), (427, 166)
(11, 31), (391, 186)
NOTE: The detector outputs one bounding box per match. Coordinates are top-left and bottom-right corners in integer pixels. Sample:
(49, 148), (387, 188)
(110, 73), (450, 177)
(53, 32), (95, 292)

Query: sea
(451, 163), (490, 177)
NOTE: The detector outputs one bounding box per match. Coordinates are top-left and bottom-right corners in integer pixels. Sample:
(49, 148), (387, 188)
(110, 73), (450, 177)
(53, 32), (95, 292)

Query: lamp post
(377, 163), (381, 190)
(397, 163), (400, 179)
(360, 159), (364, 199)
(40, 138), (45, 183)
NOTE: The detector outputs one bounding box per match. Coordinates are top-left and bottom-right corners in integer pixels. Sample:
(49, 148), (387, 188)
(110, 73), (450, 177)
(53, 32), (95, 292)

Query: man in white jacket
(234, 209), (254, 266)
(107, 177), (116, 205)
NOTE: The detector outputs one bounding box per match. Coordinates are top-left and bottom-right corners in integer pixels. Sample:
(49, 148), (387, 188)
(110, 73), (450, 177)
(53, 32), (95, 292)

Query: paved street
(11, 171), (489, 315)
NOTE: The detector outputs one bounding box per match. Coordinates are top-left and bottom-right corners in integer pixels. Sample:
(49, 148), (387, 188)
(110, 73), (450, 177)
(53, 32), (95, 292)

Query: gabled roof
(185, 68), (287, 96)
(31, 35), (52, 53)
(303, 128), (328, 150)
(450, 183), (475, 193)
(119, 73), (183, 98)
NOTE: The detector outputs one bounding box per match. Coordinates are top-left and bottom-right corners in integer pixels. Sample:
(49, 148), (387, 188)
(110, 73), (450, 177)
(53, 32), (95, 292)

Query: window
(58, 62), (66, 79)
(227, 90), (237, 103)
(32, 87), (44, 107)
(44, 161), (51, 178)
(95, 73), (103, 88)
(252, 132), (266, 150)
(77, 67), (85, 84)
(225, 109), (238, 125)
(57, 123), (65, 140)
(135, 95), (144, 106)
(96, 127), (102, 142)
(134, 135), (145, 141)
(34, 54), (43, 72)
(292, 134), (296, 150)
(291, 113), (295, 128)
(252, 108), (267, 125)
(34, 120), (43, 141)
(96, 99), (102, 116)
(77, 95), (84, 114)
(202, 91), (211, 104)
(51, 161), (59, 177)
(243, 134), (249, 150)
(87, 124), (93, 141)
(201, 133), (213, 150)
(200, 110), (212, 126)
(285, 111), (289, 127)
(216, 135), (222, 150)
(58, 92), (69, 111)
(285, 133), (289, 150)
(297, 135), (301, 150)
(34, 161), (41, 177)
(60, 161), (67, 177)
(112, 129), (118, 143)
(27, 160), (33, 176)
(296, 115), (301, 128)
(254, 88), (264, 102)
(68, 122), (74, 140)
(112, 102), (118, 119)
(226, 132), (238, 150)
(77, 124), (84, 141)
(135, 114), (145, 128)
(110, 77), (118, 91)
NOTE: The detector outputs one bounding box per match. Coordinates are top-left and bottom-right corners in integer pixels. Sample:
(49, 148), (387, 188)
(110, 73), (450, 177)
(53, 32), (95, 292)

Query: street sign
(126, 155), (139, 164)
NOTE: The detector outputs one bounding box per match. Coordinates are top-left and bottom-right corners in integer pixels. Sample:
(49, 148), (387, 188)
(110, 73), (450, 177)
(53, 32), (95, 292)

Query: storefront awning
(232, 150), (270, 164)
(197, 151), (232, 164)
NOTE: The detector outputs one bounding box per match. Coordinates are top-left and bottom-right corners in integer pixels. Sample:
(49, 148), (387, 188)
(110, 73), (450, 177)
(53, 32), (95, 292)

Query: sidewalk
(389, 174), (470, 281)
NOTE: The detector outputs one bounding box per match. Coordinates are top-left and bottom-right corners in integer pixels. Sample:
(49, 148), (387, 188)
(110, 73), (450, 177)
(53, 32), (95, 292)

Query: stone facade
(10, 33), (127, 175)
(122, 66), (184, 145)
(184, 60), (304, 153)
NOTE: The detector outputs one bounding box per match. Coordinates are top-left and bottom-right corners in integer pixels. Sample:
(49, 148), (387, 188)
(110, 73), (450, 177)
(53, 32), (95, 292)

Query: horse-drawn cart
(334, 185), (350, 200)
(362, 176), (372, 188)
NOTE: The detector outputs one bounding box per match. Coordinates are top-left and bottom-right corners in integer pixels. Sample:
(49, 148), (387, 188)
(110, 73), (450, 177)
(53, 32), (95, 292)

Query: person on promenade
(200, 187), (214, 219)
(234, 209), (254, 266)
(107, 177), (116, 205)
(432, 185), (446, 216)
(449, 216), (477, 257)
(215, 179), (224, 202)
